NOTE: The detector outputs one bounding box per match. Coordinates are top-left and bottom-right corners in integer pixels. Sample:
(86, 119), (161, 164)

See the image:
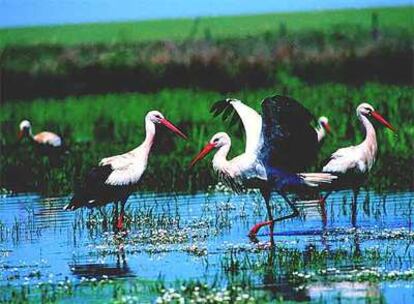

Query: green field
(0, 6), (412, 47)
(1, 81), (412, 194)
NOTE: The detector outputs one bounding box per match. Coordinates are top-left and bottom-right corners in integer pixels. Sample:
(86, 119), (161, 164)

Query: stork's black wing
(259, 95), (319, 172)
(84, 165), (113, 189)
(67, 165), (114, 210)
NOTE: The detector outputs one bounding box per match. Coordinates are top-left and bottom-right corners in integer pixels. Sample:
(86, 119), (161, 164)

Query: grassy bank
(1, 82), (412, 195)
(0, 6), (412, 47)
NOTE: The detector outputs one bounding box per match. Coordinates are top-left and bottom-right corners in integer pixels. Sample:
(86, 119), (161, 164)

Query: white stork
(63, 111), (187, 231)
(19, 120), (62, 147)
(190, 96), (337, 242)
(319, 103), (395, 214)
(315, 116), (331, 143)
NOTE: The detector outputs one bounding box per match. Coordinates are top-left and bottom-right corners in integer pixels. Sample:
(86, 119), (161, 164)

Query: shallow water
(0, 189), (413, 302)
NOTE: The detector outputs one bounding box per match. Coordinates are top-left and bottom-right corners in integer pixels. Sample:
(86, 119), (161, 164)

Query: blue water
(0, 190), (413, 302)
(0, 0), (411, 28)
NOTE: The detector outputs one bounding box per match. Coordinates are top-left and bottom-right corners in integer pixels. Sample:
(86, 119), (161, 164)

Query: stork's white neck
(358, 114), (376, 146)
(144, 117), (156, 147)
(316, 124), (326, 142)
(357, 113), (378, 169)
(130, 117), (156, 156)
(212, 143), (231, 172)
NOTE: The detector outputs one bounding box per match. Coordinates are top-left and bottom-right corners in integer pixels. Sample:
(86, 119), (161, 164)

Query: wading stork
(319, 103), (395, 222)
(63, 111), (187, 231)
(190, 96), (337, 241)
(19, 120), (63, 148)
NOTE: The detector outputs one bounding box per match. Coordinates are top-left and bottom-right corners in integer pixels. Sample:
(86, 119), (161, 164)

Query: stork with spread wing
(190, 96), (336, 241)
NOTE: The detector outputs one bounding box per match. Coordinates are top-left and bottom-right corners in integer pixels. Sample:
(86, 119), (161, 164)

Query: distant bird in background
(315, 116), (331, 144)
(319, 103), (395, 225)
(63, 111), (187, 232)
(18, 119), (66, 166)
(190, 96), (336, 243)
(19, 120), (63, 148)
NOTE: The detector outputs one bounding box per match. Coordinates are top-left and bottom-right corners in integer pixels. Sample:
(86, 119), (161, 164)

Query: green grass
(0, 6), (412, 47)
(0, 80), (412, 194)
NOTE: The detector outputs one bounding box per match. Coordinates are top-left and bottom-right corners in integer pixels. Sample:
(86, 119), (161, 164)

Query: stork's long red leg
(249, 191), (300, 240)
(249, 220), (273, 237)
(319, 191), (332, 205)
(249, 188), (274, 245)
(116, 198), (127, 231)
(117, 212), (124, 230)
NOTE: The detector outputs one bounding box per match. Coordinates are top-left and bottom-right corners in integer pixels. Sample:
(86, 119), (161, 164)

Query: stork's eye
(213, 138), (219, 143)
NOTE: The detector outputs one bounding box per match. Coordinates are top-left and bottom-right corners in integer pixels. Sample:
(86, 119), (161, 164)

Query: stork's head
(209, 132), (231, 148)
(356, 103), (395, 132)
(146, 110), (187, 139)
(190, 132), (230, 167)
(18, 120), (32, 139)
(318, 116), (331, 134)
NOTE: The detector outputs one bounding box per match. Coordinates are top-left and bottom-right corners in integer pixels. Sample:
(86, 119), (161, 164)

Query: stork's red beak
(323, 122), (331, 134)
(18, 130), (24, 140)
(371, 111), (395, 132)
(190, 143), (216, 168)
(160, 118), (188, 139)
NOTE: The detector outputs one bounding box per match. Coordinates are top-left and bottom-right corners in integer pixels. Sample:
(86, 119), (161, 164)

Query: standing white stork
(190, 96), (337, 242)
(319, 103), (395, 220)
(18, 120), (63, 148)
(63, 111), (187, 231)
(315, 116), (331, 143)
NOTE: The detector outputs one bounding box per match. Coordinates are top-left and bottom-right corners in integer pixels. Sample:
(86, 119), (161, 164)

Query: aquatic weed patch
(290, 267), (414, 284)
(219, 240), (414, 286)
(155, 283), (266, 304)
(0, 277), (159, 303)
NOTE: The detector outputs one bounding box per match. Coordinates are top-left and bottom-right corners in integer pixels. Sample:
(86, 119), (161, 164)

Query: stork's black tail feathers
(63, 164), (114, 211)
(63, 188), (88, 211)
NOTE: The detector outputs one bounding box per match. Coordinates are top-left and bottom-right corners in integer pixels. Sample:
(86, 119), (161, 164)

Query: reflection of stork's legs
(351, 188), (361, 257)
(116, 240), (127, 264)
(98, 207), (108, 229)
(351, 188), (359, 228)
(320, 201), (328, 229)
(318, 191), (333, 249)
(264, 194), (275, 247)
(318, 194), (329, 250)
(319, 190), (332, 228)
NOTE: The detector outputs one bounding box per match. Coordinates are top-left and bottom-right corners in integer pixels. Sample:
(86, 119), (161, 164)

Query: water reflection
(261, 248), (310, 302)
(0, 190), (413, 302)
(70, 249), (133, 279)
